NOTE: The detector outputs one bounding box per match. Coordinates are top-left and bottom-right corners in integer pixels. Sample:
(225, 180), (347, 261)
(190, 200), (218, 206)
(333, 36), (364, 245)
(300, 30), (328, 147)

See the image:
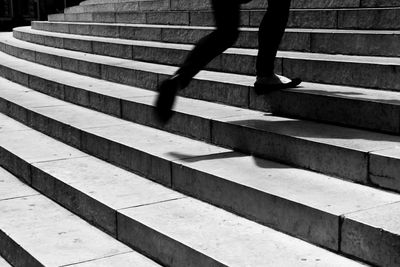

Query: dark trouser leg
(256, 0), (291, 77)
(176, 0), (240, 88)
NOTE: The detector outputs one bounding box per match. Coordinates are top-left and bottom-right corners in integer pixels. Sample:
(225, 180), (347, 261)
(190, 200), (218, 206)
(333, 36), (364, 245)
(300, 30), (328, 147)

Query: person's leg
(255, 0), (301, 92)
(256, 0), (291, 76)
(176, 0), (241, 88)
(155, 0), (241, 123)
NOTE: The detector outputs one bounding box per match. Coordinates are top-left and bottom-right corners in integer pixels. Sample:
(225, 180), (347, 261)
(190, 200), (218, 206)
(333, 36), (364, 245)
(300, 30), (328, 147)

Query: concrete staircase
(0, 0), (399, 266)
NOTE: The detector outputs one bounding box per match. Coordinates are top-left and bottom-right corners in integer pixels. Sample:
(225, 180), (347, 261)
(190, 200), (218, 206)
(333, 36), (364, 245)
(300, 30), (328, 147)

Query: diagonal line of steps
(3, 31), (400, 136)
(48, 7), (400, 30)
(0, 113), (368, 266)
(1, 1), (399, 266)
(8, 28), (400, 93)
(0, 167), (160, 267)
(29, 22), (400, 57)
(1, 42), (400, 191)
(1, 69), (400, 265)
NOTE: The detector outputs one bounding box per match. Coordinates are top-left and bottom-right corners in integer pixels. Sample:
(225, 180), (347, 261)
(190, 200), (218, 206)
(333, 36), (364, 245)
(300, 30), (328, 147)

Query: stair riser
(283, 58), (400, 92)
(251, 90), (400, 135)
(49, 8), (400, 30)
(79, 0), (400, 9)
(26, 23), (400, 58)
(341, 218), (400, 267)
(14, 28), (400, 93)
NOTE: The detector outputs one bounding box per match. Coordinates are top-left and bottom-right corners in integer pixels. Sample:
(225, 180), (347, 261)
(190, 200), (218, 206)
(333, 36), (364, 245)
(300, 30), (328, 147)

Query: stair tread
(0, 113), (367, 266)
(0, 167), (159, 267)
(0, 168), (40, 201)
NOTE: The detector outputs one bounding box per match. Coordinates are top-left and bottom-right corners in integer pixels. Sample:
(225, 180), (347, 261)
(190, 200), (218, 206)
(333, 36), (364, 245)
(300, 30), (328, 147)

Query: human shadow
(167, 151), (290, 169)
(226, 115), (400, 144)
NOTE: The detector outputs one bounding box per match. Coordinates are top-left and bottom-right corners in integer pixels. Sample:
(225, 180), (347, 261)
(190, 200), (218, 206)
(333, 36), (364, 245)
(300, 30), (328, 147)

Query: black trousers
(176, 0), (292, 87)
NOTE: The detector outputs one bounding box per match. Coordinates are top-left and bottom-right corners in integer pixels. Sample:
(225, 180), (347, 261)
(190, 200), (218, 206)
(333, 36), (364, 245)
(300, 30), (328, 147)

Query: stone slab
(0, 129), (85, 164)
(338, 8), (400, 30)
(0, 167), (38, 201)
(118, 198), (365, 267)
(83, 122), (228, 185)
(211, 112), (400, 182)
(370, 148), (400, 192)
(342, 202), (400, 267)
(32, 156), (184, 234)
(0, 194), (132, 267)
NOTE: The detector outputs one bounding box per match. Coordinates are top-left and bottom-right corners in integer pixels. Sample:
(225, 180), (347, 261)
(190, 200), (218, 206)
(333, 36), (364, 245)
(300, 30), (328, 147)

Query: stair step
(3, 31), (400, 135)
(2, 48), (400, 187)
(2, 37), (400, 187)
(0, 112), (369, 266)
(1, 75), (400, 263)
(0, 167), (160, 267)
(19, 25), (400, 92)
(24, 22), (400, 57)
(48, 7), (400, 30)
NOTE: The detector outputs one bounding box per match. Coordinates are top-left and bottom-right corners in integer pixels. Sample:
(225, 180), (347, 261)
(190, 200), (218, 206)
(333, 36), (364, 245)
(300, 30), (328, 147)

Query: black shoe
(155, 75), (181, 124)
(254, 77), (302, 95)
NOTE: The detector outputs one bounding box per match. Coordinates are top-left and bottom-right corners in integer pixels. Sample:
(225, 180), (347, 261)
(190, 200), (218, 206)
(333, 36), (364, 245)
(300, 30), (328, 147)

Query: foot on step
(254, 74), (302, 94)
